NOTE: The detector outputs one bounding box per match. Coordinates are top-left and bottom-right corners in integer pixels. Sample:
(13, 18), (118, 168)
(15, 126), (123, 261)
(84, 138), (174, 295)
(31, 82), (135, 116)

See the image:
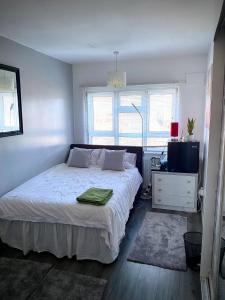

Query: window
(86, 85), (178, 150)
(0, 92), (19, 132)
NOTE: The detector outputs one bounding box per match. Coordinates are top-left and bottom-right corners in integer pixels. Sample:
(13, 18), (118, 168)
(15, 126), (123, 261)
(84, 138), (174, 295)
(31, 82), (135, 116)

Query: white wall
(0, 36), (74, 196)
(73, 55), (207, 148)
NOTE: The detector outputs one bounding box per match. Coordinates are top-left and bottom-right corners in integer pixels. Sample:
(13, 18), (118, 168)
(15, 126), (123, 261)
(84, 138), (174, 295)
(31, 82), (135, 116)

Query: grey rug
(0, 257), (107, 300)
(30, 268), (107, 300)
(128, 212), (187, 271)
(0, 257), (52, 300)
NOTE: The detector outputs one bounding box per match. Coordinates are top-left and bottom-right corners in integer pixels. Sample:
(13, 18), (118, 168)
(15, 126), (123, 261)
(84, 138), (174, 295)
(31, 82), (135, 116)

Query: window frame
(147, 88), (178, 140)
(0, 64), (23, 138)
(87, 91), (115, 141)
(117, 90), (146, 146)
(85, 84), (179, 149)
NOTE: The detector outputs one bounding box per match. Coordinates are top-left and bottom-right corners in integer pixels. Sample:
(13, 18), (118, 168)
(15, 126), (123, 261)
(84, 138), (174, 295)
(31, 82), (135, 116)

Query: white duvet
(0, 163), (142, 253)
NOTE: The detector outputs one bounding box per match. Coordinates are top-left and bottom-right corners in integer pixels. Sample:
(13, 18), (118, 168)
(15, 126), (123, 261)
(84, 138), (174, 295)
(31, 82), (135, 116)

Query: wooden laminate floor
(0, 198), (202, 300)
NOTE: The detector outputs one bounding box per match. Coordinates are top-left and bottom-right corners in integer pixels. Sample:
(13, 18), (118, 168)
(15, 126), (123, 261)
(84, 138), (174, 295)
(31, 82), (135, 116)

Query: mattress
(0, 163), (142, 254)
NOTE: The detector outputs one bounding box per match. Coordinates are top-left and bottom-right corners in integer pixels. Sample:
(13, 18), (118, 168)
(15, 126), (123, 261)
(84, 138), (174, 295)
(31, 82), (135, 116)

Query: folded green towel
(77, 188), (113, 205)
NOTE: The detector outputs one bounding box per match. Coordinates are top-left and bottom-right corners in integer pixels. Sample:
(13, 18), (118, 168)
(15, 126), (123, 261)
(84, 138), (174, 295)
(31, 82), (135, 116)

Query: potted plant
(187, 118), (195, 141)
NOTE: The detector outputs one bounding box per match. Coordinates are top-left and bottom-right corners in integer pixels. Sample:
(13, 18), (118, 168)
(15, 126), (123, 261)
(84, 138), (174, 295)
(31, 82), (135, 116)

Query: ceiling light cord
(113, 51), (119, 72)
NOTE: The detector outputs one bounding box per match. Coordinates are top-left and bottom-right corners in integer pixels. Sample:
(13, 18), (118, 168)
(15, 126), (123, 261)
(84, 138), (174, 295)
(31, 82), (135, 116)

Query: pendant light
(107, 51), (126, 88)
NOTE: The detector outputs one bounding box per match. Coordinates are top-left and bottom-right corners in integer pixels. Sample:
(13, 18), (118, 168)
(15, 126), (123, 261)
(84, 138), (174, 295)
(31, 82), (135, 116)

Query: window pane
(149, 94), (173, 132)
(91, 137), (115, 145)
(119, 113), (142, 133)
(119, 137), (142, 146)
(147, 137), (169, 147)
(93, 96), (113, 131)
(0, 92), (19, 132)
(120, 94), (142, 106)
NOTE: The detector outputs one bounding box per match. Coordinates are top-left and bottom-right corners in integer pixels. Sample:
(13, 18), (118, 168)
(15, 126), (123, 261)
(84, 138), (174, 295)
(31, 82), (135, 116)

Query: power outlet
(198, 187), (204, 197)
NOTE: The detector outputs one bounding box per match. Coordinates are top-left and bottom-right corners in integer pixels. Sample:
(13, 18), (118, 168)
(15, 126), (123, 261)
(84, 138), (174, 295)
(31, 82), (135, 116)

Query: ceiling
(0, 0), (223, 63)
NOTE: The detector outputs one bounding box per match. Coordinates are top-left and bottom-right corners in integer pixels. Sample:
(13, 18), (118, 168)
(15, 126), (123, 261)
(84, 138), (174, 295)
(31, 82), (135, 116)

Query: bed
(0, 144), (143, 263)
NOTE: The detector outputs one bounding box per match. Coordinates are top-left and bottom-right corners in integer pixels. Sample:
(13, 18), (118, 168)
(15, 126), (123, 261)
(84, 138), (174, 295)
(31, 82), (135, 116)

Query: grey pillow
(102, 149), (126, 171)
(67, 148), (92, 168)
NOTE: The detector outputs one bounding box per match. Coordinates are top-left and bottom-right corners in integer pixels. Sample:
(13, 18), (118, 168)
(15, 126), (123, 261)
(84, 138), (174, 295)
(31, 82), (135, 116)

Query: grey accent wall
(0, 36), (74, 196)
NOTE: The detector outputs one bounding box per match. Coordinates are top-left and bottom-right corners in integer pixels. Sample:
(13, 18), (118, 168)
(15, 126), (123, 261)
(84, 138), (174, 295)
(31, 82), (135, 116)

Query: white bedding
(0, 163), (142, 254)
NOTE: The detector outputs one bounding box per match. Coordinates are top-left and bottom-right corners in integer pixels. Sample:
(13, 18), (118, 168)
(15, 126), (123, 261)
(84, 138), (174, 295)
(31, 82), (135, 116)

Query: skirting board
(201, 277), (210, 300)
(152, 204), (197, 213)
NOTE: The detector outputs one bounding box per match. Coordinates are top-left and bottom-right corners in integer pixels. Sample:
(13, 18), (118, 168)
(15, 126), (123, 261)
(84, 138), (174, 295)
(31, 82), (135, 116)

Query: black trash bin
(183, 232), (202, 271)
(220, 237), (225, 279)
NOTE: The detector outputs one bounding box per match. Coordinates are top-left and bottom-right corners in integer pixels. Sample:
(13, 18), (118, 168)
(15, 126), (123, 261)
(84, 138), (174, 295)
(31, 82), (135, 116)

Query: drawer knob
(157, 199), (162, 202)
(157, 178), (162, 182)
(158, 188), (162, 192)
(187, 191), (191, 194)
(187, 180), (191, 183)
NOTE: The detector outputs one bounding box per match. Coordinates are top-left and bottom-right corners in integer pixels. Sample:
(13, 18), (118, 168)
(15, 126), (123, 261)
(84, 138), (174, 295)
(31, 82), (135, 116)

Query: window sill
(143, 146), (167, 154)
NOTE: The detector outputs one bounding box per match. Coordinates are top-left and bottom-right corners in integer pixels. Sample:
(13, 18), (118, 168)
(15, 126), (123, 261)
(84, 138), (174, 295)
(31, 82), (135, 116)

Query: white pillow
(67, 148), (92, 168)
(97, 149), (136, 169)
(90, 149), (102, 166)
(124, 161), (135, 169)
(124, 153), (137, 168)
(102, 149), (126, 171)
(97, 148), (107, 167)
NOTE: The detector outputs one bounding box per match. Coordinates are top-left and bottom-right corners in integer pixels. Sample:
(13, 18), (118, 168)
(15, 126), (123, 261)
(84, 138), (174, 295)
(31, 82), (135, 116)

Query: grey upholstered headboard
(69, 144), (143, 176)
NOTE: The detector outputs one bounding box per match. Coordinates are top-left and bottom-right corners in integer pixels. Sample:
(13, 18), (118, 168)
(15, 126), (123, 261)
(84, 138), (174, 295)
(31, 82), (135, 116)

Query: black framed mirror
(0, 64), (23, 138)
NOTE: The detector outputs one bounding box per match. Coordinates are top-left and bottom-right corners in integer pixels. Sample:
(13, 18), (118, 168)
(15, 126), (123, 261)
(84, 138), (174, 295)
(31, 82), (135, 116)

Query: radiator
(143, 152), (160, 188)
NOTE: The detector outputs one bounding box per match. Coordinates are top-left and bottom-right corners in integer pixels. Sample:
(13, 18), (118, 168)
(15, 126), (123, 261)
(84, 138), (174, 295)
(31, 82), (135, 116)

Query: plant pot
(187, 134), (194, 142)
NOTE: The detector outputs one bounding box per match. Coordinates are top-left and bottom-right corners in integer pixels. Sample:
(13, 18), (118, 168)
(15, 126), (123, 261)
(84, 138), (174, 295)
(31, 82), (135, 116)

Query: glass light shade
(107, 71), (126, 88)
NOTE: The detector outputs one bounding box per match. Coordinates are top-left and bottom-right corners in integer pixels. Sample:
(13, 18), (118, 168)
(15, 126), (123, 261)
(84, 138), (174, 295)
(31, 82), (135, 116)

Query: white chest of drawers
(152, 171), (198, 212)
